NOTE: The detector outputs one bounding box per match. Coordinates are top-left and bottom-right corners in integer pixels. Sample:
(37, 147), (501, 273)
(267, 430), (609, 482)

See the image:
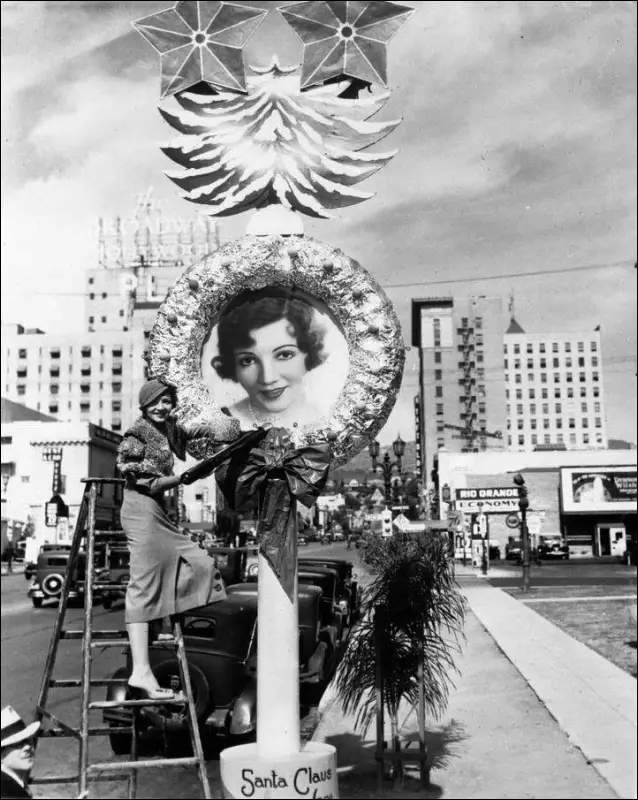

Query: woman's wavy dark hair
(213, 295), (327, 382)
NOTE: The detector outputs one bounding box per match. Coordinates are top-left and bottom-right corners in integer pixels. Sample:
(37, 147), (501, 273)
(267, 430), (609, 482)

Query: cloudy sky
(2, 1), (636, 445)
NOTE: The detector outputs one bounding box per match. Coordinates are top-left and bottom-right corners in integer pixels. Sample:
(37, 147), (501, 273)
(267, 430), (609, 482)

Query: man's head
(1, 706), (40, 776)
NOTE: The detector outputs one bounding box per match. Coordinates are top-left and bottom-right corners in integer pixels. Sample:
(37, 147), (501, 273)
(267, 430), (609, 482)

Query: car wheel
(153, 659), (212, 723)
(31, 597), (43, 609)
(41, 573), (64, 598)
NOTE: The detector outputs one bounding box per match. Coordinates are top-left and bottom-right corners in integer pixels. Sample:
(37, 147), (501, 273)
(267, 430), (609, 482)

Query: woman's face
(2, 740), (35, 775)
(234, 318), (307, 414)
(144, 393), (174, 425)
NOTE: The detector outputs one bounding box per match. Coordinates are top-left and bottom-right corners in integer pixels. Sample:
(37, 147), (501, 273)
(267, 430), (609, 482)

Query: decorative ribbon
(216, 429), (331, 600)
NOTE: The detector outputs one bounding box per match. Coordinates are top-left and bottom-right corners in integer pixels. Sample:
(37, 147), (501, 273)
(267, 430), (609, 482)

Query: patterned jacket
(117, 417), (187, 482)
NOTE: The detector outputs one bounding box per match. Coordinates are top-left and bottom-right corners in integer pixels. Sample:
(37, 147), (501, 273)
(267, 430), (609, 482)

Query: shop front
(560, 466), (637, 558)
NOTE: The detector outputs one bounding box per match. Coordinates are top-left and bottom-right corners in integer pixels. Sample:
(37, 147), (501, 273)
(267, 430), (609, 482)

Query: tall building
(1, 324), (146, 433)
(87, 190), (219, 344)
(411, 296), (507, 483)
(504, 317), (607, 451)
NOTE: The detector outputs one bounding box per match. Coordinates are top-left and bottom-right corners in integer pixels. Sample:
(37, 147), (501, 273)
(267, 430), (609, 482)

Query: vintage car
(537, 536), (570, 560)
(27, 545), (108, 608)
(100, 545), (132, 611)
(103, 581), (338, 754)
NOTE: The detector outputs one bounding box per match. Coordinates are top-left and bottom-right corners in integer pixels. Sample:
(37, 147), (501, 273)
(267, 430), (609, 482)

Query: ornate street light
(369, 435), (407, 511)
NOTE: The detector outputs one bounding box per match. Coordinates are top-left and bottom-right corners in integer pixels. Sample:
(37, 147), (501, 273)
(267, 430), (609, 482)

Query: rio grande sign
(454, 487), (519, 513)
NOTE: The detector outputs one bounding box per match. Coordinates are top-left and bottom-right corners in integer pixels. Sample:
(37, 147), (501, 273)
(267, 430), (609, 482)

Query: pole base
(220, 742), (338, 799)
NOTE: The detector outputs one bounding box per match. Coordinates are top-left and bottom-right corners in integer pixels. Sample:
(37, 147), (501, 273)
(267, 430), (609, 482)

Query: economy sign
(560, 466), (637, 514)
(454, 487), (519, 513)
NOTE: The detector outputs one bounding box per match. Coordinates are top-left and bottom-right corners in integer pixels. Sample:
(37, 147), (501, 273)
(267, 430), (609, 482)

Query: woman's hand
(182, 422), (211, 438)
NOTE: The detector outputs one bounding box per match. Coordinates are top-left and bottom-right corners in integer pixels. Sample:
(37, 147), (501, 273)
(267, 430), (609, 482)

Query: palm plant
(334, 532), (465, 774)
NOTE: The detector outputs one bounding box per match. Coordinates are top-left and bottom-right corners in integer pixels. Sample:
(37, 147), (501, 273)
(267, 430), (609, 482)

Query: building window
(530, 403), (537, 415)
(81, 347), (91, 358)
(527, 373), (534, 383)
(593, 386), (600, 398)
(112, 366), (122, 377)
(513, 374), (521, 384)
(434, 351), (442, 364)
(553, 358), (560, 368)
(578, 342), (584, 352)
(554, 373), (560, 384)
(506, 404), (511, 417)
(504, 359), (508, 370)
(514, 344), (520, 355)
(582, 418), (589, 429)
(541, 388), (548, 399)
(596, 433), (603, 444)
(112, 421), (122, 432)
(531, 434), (538, 445)
(583, 433), (590, 444)
(102, 292), (107, 299)
(554, 388), (561, 399)
(112, 401), (122, 412)
(578, 357), (585, 368)
(49, 404), (58, 414)
(436, 421), (444, 433)
(81, 368), (91, 377)
(112, 382), (122, 393)
(89, 293), (95, 300)
(527, 358), (534, 369)
(516, 389), (523, 400)
(526, 344), (533, 354)
(557, 434), (564, 444)
(581, 402), (587, 413)
(474, 317), (483, 330)
(17, 385), (26, 396)
(595, 417), (602, 428)
(436, 404), (444, 416)
(514, 359), (521, 370)
(555, 403), (562, 414)
(553, 343), (559, 353)
(50, 368), (60, 379)
(478, 402), (486, 415)
(567, 388), (574, 398)
(540, 358), (547, 369)
(544, 434), (551, 444)
(18, 348), (27, 359)
(517, 420), (524, 430)
(592, 372), (599, 382)
(591, 357), (598, 367)
(565, 358), (572, 368)
(80, 383), (91, 394)
(518, 435), (525, 446)
(580, 387), (587, 399)
(101, 316), (107, 324)
(113, 348), (123, 358)
(50, 385), (59, 395)
(591, 341), (598, 352)
(565, 342), (571, 352)
(543, 419), (550, 430)
(529, 388), (536, 399)
(540, 373), (547, 384)
(539, 343), (546, 354)
(477, 352), (484, 363)
(16, 368), (27, 379)
(569, 418), (576, 429)
(556, 418), (563, 429)
(517, 404), (524, 415)
(50, 349), (61, 359)
(80, 402), (90, 413)
(579, 372), (586, 383)
(530, 419), (537, 430)
(435, 386), (443, 398)
(594, 402), (601, 414)
(119, 309), (125, 317)
(435, 370), (443, 381)
(566, 373), (573, 383)
(570, 433), (577, 444)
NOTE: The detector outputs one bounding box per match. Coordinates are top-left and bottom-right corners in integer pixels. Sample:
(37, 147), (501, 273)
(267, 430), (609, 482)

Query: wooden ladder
(30, 477), (212, 799)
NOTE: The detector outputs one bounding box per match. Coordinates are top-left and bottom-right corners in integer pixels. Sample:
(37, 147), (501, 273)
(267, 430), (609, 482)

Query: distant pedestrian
(1, 706), (40, 798)
(3, 542), (15, 574)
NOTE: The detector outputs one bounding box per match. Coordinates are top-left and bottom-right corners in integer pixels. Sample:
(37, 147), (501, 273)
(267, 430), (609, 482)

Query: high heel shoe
(127, 682), (182, 702)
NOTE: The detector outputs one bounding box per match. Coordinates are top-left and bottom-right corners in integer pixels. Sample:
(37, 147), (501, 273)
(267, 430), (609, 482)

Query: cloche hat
(138, 378), (176, 410)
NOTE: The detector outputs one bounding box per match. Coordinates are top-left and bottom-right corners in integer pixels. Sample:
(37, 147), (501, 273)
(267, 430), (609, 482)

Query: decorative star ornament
(133, 1), (268, 97)
(279, 1), (414, 90)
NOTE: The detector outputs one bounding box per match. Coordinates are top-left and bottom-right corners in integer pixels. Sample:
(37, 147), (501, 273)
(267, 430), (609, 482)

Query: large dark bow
(216, 429), (331, 600)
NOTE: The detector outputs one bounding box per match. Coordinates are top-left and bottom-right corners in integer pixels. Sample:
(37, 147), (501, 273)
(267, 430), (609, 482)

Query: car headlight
(247, 562), (259, 578)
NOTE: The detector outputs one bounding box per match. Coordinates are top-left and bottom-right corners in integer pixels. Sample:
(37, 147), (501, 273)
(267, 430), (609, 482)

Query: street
(487, 558), (638, 588)
(1, 541), (354, 799)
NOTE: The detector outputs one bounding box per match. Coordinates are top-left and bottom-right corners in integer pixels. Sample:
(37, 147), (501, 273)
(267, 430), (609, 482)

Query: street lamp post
(368, 435), (406, 512)
(513, 473), (531, 593)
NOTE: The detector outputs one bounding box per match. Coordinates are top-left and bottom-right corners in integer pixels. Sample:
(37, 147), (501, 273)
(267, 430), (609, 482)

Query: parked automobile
(27, 545), (108, 608)
(537, 536), (570, 560)
(100, 545), (131, 611)
(103, 575), (352, 754)
(622, 538), (637, 566)
(505, 539), (523, 561)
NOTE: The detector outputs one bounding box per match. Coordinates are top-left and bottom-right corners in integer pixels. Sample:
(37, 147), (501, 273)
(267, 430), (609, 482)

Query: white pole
(256, 548), (299, 757)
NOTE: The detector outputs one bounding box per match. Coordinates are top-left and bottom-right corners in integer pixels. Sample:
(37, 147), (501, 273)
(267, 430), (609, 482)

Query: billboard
(560, 466), (637, 514)
(454, 487), (519, 513)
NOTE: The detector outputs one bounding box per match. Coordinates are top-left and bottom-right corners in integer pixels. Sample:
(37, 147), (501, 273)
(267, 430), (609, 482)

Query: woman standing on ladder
(117, 378), (226, 700)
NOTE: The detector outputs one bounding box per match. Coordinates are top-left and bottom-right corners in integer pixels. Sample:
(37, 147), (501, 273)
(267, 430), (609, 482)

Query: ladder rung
(50, 678), (128, 688)
(62, 630), (128, 640)
(90, 698), (186, 710)
(39, 725), (134, 738)
(94, 584), (128, 590)
(31, 774), (129, 785)
(88, 756), (199, 773)
(90, 640), (132, 648)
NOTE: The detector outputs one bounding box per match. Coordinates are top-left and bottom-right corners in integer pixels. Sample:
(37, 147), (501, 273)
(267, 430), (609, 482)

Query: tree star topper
(279, 1), (414, 90)
(134, 1), (268, 97)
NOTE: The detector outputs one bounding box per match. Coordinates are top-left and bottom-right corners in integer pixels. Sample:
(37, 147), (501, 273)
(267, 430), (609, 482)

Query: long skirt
(121, 489), (226, 624)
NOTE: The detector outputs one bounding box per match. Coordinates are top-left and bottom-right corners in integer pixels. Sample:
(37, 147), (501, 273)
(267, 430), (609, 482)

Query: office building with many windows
(504, 319), (607, 451)
(1, 324), (146, 434)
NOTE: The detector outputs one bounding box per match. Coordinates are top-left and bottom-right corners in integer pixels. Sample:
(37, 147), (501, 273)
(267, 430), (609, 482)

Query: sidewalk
(312, 568), (637, 799)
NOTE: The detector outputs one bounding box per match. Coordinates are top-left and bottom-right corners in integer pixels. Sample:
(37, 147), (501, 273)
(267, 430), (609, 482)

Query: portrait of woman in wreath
(201, 290), (348, 434)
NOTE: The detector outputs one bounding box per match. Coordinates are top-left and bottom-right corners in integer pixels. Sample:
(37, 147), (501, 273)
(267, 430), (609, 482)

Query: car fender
(229, 676), (257, 736)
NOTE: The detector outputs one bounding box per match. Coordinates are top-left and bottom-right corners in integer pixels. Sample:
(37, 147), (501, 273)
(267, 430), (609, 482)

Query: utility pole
(513, 473), (531, 593)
